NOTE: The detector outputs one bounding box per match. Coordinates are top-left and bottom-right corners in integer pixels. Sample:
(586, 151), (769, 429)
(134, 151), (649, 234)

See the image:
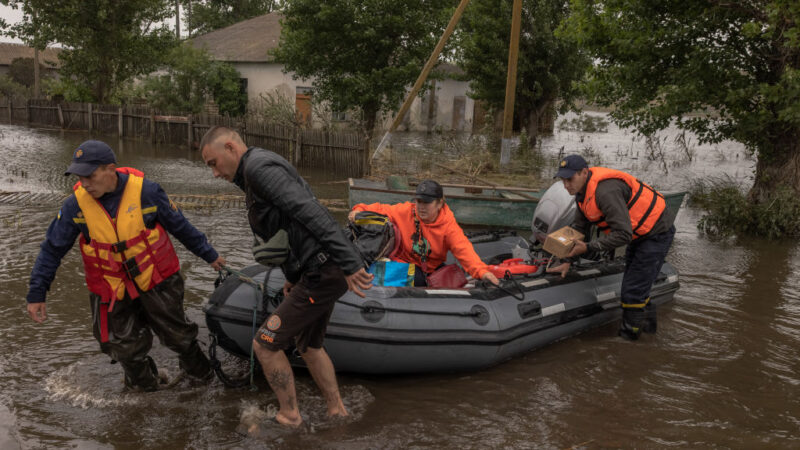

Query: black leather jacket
(233, 147), (363, 282)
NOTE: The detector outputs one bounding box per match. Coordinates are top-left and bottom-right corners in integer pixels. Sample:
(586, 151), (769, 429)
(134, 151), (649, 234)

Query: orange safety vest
(74, 168), (180, 341)
(578, 167), (666, 239)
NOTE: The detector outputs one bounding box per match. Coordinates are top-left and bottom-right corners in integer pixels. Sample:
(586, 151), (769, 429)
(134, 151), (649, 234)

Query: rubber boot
(179, 340), (213, 381)
(618, 307), (645, 341)
(122, 356), (160, 392)
(642, 302), (657, 334)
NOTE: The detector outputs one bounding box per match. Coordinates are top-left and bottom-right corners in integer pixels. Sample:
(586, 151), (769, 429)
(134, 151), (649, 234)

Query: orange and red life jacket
(578, 167), (666, 239)
(73, 168), (180, 340)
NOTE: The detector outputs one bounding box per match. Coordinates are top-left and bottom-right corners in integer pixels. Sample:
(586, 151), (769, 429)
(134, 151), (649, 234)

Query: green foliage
(689, 178), (800, 238)
(565, 0), (800, 206)
(138, 44), (246, 115)
(8, 58), (50, 87)
(17, 0), (178, 103)
(457, 0), (590, 135)
(184, 0), (281, 36)
(0, 75), (30, 99)
(273, 0), (453, 135)
(41, 77), (94, 102)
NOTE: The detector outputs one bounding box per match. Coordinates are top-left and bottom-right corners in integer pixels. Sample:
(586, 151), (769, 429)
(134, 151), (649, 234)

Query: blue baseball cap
(554, 154), (588, 179)
(64, 140), (117, 176)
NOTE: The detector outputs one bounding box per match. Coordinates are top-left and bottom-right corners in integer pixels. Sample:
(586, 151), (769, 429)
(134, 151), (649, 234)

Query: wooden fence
(0, 98), (370, 177)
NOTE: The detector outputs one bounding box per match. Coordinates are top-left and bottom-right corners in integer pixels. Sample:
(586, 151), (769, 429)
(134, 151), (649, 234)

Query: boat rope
(336, 299), (481, 317)
(496, 277), (525, 301)
(208, 265), (271, 390)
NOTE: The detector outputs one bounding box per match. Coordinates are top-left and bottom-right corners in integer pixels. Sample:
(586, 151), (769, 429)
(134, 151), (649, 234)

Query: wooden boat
(348, 177), (687, 228)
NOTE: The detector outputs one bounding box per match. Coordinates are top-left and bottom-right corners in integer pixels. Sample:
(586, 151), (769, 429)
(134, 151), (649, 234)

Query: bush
(137, 44), (246, 115)
(688, 177), (800, 238)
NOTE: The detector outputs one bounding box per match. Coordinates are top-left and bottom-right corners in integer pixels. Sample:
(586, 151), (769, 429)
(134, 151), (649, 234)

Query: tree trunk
(363, 105), (379, 140)
(33, 48), (40, 98)
(749, 138), (800, 203)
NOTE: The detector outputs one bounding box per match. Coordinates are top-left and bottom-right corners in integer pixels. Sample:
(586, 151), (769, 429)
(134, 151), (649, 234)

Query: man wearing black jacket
(199, 126), (372, 427)
(548, 155), (675, 341)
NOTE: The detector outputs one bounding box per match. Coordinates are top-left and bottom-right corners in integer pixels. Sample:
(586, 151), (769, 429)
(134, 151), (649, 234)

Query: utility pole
(500, 0), (523, 167)
(371, 0), (471, 161)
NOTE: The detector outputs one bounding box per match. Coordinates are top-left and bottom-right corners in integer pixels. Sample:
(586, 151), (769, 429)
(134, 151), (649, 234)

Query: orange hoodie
(351, 201), (489, 280)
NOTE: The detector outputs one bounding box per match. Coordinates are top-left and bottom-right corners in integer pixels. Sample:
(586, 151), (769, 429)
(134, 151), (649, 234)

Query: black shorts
(255, 261), (348, 353)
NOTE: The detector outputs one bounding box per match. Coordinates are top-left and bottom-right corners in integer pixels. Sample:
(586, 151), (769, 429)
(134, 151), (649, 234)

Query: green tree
(8, 57), (50, 87)
(0, 1), (58, 97)
(566, 0), (800, 204)
(138, 44), (246, 115)
(458, 0), (589, 142)
(22, 0), (178, 103)
(183, 0), (281, 36)
(272, 0), (453, 136)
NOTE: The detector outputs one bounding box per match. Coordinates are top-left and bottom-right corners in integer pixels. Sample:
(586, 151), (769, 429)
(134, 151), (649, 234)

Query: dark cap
(554, 154), (588, 179)
(415, 179), (443, 203)
(64, 140), (117, 176)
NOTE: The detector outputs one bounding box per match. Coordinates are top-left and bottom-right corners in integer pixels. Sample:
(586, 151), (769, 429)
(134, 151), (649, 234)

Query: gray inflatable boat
(203, 182), (681, 375)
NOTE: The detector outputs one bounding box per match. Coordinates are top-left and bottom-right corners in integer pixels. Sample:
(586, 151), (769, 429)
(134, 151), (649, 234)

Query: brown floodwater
(0, 121), (798, 449)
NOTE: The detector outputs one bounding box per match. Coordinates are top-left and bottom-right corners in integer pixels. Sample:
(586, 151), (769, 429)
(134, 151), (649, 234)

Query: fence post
(25, 99), (30, 123)
(57, 103), (64, 128)
(87, 103), (93, 132)
(187, 114), (193, 149)
(150, 109), (156, 143)
(118, 106), (124, 136)
(8, 100), (11, 121)
(294, 127), (302, 165)
(362, 137), (371, 176)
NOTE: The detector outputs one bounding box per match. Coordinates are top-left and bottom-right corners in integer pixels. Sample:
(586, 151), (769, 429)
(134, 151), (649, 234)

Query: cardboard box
(543, 226), (584, 258)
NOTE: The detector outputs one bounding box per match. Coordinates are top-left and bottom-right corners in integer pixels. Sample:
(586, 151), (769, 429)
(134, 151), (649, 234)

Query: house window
(332, 111), (347, 121)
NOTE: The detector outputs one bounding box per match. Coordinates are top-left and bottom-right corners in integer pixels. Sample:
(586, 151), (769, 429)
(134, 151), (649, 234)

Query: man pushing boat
(549, 155), (676, 340)
(199, 126), (373, 427)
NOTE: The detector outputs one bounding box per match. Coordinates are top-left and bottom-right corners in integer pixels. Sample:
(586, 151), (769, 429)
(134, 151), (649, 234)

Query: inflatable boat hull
(204, 238), (680, 374)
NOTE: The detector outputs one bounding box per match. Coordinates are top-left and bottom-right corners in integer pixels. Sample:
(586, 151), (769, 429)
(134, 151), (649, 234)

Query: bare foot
(275, 411), (303, 428)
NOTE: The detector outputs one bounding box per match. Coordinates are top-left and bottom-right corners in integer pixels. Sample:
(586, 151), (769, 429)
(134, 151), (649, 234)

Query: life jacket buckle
(111, 240), (128, 253)
(122, 257), (142, 278)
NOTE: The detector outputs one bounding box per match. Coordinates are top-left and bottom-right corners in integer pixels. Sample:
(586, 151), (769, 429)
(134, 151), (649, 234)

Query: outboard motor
(531, 181), (576, 245)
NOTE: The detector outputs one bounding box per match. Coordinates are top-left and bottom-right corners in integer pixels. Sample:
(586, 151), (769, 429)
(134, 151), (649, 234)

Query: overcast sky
(0, 5), (186, 44)
(0, 5), (24, 43)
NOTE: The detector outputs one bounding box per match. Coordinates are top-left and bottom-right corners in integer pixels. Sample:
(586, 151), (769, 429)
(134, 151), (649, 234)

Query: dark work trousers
(620, 225), (676, 331)
(89, 273), (210, 391)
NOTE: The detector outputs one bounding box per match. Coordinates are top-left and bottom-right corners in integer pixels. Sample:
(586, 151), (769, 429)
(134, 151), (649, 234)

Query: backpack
(345, 211), (398, 267)
(252, 229), (290, 266)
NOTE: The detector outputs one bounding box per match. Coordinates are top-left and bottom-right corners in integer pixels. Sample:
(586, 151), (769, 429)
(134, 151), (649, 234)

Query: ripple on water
(44, 362), (141, 409)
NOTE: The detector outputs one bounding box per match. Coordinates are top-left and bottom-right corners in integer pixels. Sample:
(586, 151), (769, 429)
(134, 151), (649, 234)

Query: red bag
(425, 264), (468, 288)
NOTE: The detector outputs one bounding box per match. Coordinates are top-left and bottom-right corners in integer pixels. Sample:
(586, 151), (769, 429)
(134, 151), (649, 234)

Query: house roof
(0, 43), (62, 67)
(190, 13), (283, 63)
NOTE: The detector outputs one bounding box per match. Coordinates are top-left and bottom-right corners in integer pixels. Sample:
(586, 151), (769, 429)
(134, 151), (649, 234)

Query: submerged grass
(688, 177), (800, 238)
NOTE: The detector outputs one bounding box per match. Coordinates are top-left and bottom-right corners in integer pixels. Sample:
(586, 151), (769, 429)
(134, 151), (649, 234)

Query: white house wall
(378, 78), (474, 132)
(233, 62), (314, 102)
(234, 61), (473, 132)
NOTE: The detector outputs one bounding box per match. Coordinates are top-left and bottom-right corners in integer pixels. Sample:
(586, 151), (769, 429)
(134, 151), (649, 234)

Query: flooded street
(1, 120), (798, 448)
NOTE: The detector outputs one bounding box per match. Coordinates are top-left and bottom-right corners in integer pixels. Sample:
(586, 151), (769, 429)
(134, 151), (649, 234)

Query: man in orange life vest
(26, 140), (226, 391)
(548, 155), (676, 340)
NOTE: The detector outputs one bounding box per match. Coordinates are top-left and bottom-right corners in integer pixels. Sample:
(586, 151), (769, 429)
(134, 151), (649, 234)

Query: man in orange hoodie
(349, 180), (500, 286)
